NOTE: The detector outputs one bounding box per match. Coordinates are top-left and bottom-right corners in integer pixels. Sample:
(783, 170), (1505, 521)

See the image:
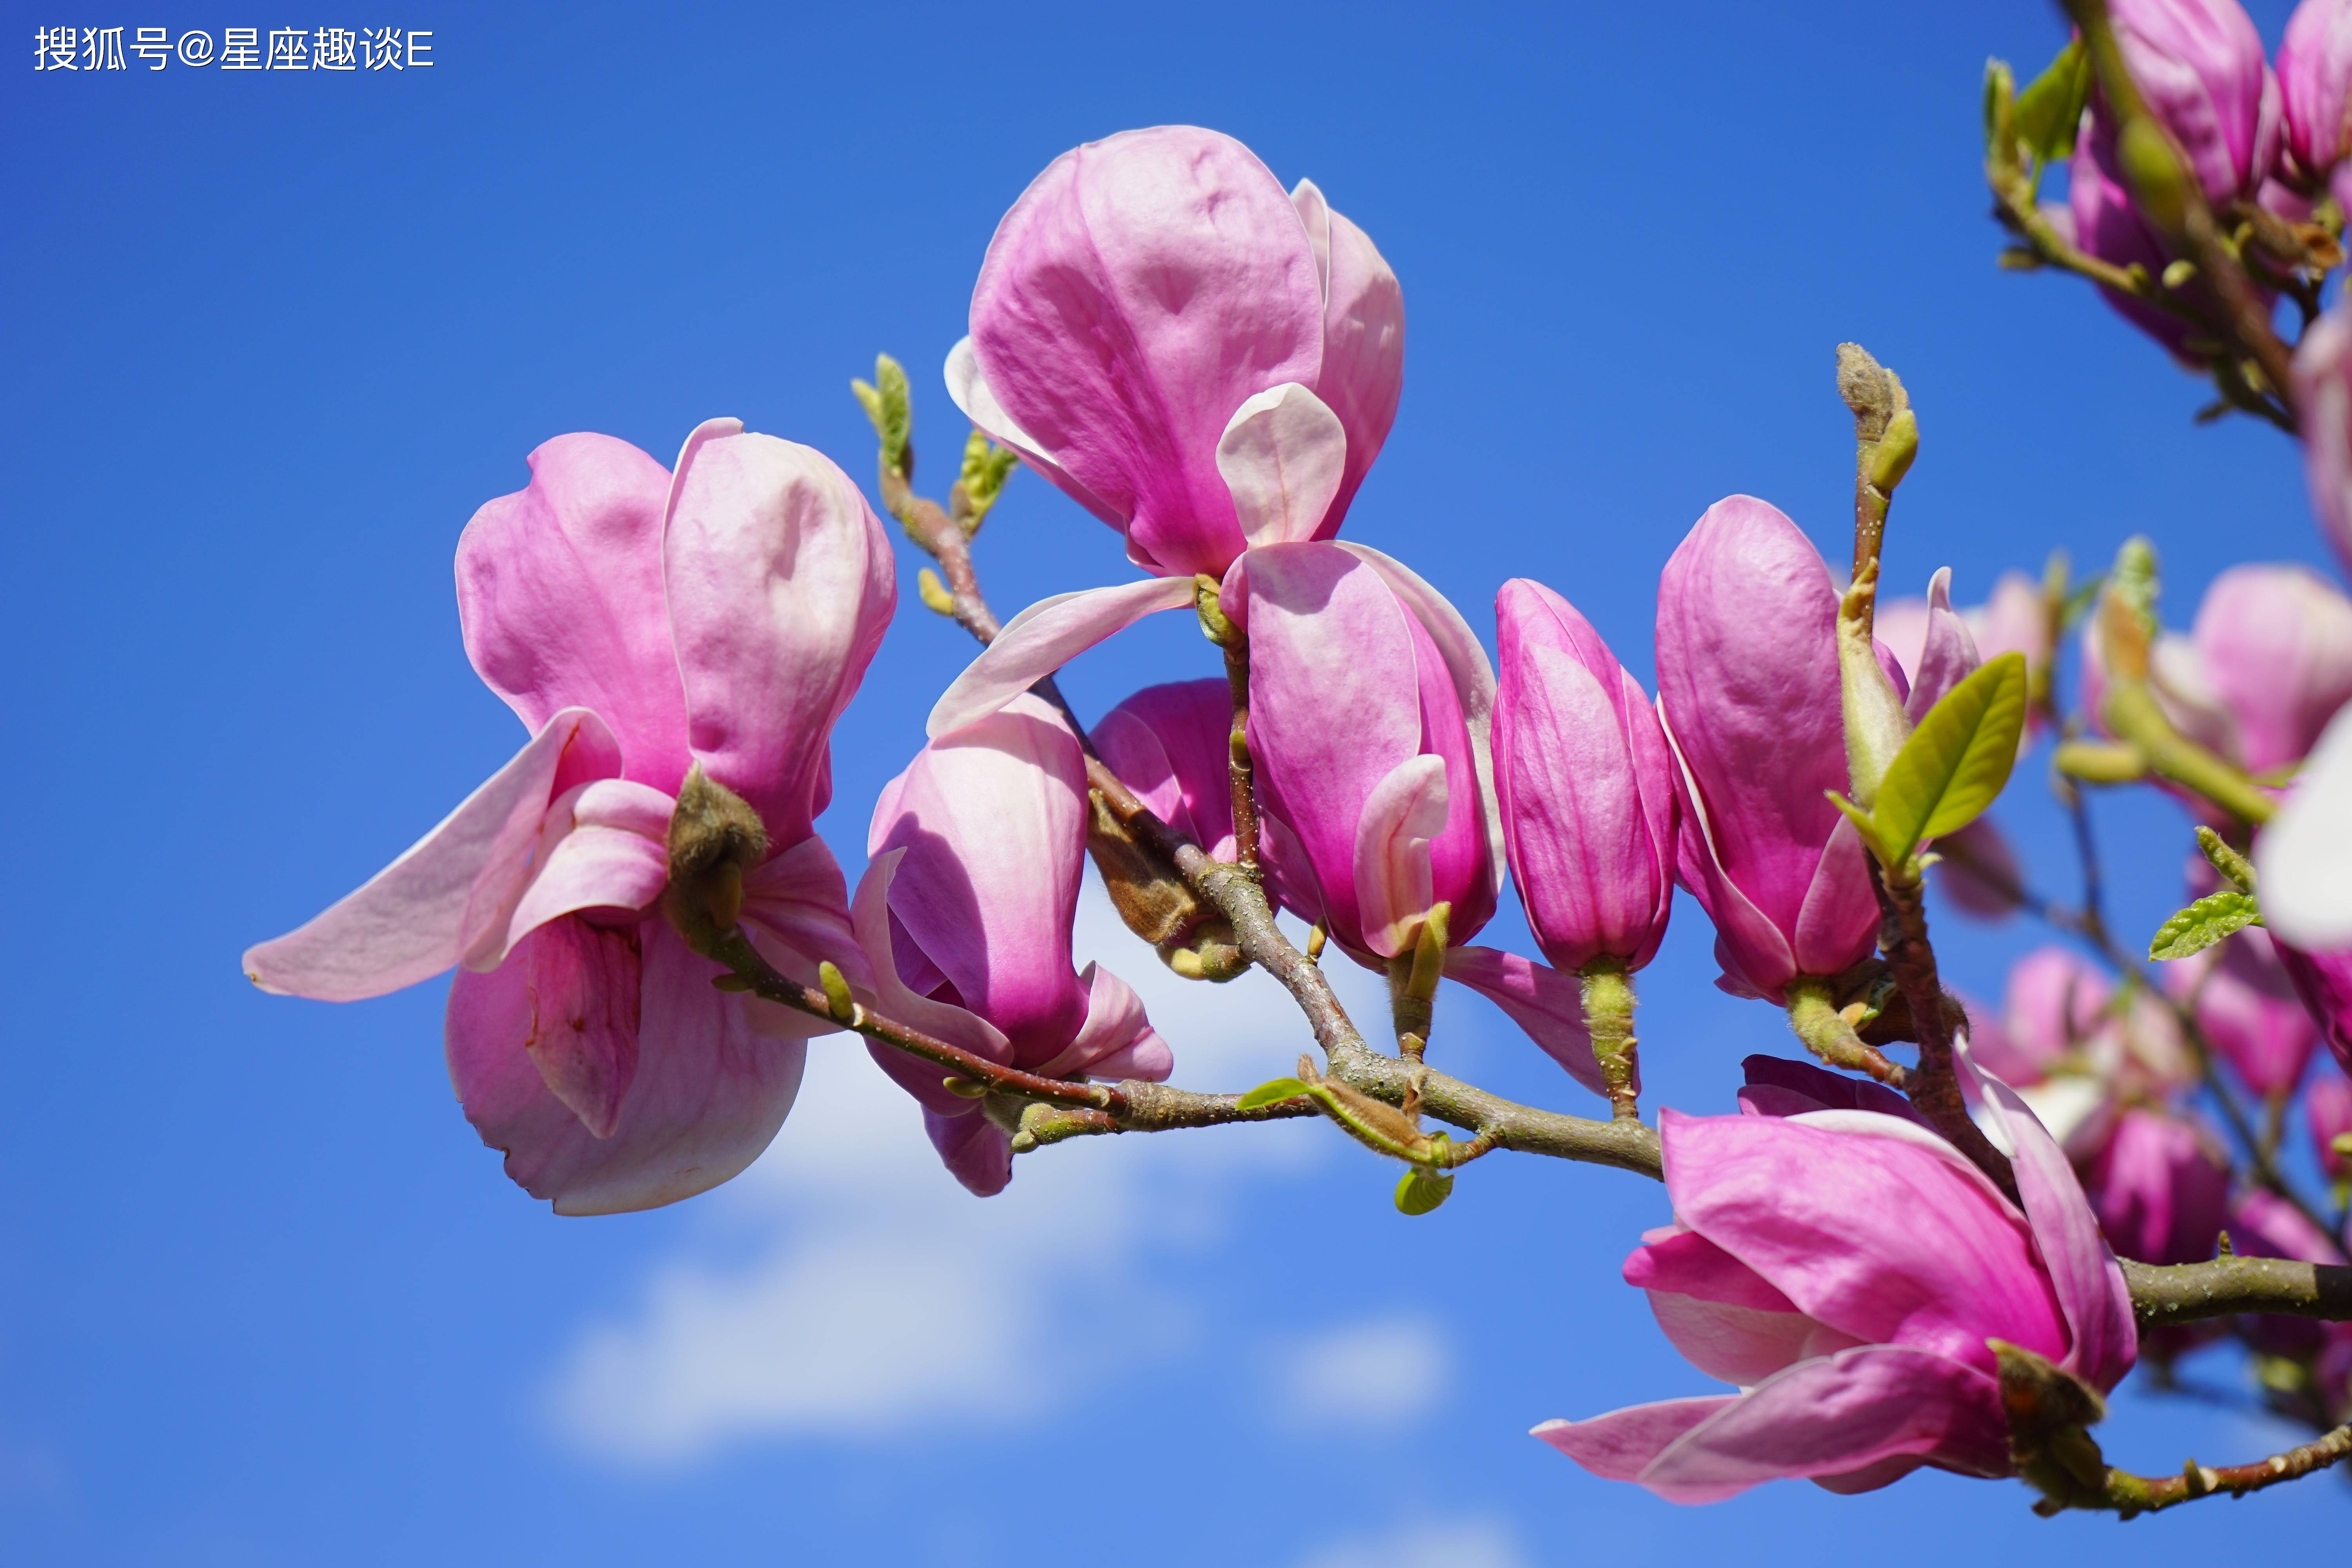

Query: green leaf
(1870, 653), (2030, 868)
(1394, 1166), (1454, 1216)
(2012, 38), (2091, 162)
(1826, 790), (1895, 868)
(1236, 1077), (1310, 1111)
(2148, 890), (2262, 961)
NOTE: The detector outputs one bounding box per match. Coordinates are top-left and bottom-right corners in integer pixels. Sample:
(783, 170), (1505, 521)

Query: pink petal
(1960, 1046), (2140, 1392)
(244, 709), (621, 1002)
(1290, 179), (1403, 530)
(1646, 1292), (1866, 1389)
(925, 1105), (1015, 1198)
(1735, 1054), (1929, 1125)
(662, 424), (896, 844)
(1216, 382), (1347, 549)
(445, 919), (804, 1214)
(1442, 945), (1610, 1099)
(1351, 753), (1448, 957)
(454, 434), (693, 791)
(1533, 1397), (1737, 1486)
(875, 697), (1092, 1062)
(517, 915), (643, 1138)
(927, 577), (1196, 738)
(1633, 1345), (2010, 1502)
(1091, 679), (1238, 856)
(1662, 1109), (2069, 1375)
(2257, 705), (2352, 949)
(739, 832), (873, 1043)
(1788, 815), (1882, 978)
(942, 337), (1123, 528)
(1031, 961), (1168, 1081)
(1655, 698), (1798, 999)
(853, 849), (1011, 1116)
(488, 778), (674, 967)
(1902, 567), (1984, 722)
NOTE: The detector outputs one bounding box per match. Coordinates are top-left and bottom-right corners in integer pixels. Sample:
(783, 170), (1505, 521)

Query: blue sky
(4, 1), (2347, 1562)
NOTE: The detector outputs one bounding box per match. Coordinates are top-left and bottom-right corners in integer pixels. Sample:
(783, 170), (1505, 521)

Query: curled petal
(663, 426), (896, 845)
(1960, 1044), (2138, 1391)
(244, 709), (621, 1002)
(1032, 961), (1171, 1082)
(942, 337), (1122, 527)
(487, 778), (674, 968)
(740, 833), (872, 1043)
(1902, 567), (1984, 722)
(1216, 382), (1347, 549)
(1291, 178), (1403, 528)
(928, 577), (1196, 738)
(1533, 1397), (1736, 1487)
(517, 915), (643, 1138)
(925, 1106), (1015, 1199)
(1352, 753), (1448, 957)
(445, 920), (804, 1215)
(1644, 1290), (1866, 1392)
(2257, 706), (2352, 950)
(853, 849), (1011, 1117)
(1441, 946), (1609, 1099)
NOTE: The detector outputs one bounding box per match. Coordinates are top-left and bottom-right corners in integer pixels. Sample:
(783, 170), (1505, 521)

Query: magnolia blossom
(1535, 1054), (2135, 1501)
(860, 696), (1172, 1196)
(2166, 929), (2320, 1098)
(2107, 0), (2283, 203)
(2083, 1107), (2231, 1267)
(1654, 497), (1957, 1001)
(244, 421), (895, 1213)
(1492, 578), (1676, 973)
(946, 125), (1402, 580)
(2280, 0), (2352, 194)
(1093, 679), (1256, 864)
(1968, 946), (2192, 1156)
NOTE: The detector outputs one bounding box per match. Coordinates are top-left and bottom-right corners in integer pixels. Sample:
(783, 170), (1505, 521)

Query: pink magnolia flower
(1653, 496), (1882, 1003)
(1980, 946), (2191, 1154)
(2294, 306), (2352, 577)
(2083, 1107), (2231, 1266)
(1236, 542), (1499, 965)
(244, 421), (895, 1213)
(2165, 929), (2321, 1097)
(1534, 1053), (2136, 1502)
(1491, 578), (1676, 974)
(859, 695), (1171, 1196)
(2280, 0), (2352, 193)
(2273, 938), (2352, 1078)
(2106, 0), (2283, 204)
(945, 125), (1402, 581)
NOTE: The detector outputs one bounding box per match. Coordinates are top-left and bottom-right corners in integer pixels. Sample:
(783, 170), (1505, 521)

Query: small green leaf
(1826, 790), (1895, 868)
(1237, 1077), (1310, 1111)
(2012, 38), (2091, 163)
(1394, 1166), (1454, 1216)
(1984, 57), (2016, 155)
(2148, 890), (2262, 961)
(2194, 825), (2257, 895)
(1870, 653), (2030, 867)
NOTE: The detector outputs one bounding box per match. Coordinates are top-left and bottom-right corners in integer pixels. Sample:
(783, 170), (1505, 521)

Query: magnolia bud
(662, 764), (768, 955)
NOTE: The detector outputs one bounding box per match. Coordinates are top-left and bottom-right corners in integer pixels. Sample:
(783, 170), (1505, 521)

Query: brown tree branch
(2122, 1256), (2352, 1328)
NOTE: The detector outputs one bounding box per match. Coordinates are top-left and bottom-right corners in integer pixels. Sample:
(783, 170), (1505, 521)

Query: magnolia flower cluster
(246, 94), (2352, 1512)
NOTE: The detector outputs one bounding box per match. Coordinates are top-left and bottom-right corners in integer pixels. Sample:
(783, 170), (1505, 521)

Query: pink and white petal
(454, 435), (693, 791)
(1352, 753), (1448, 957)
(244, 709), (621, 1002)
(1335, 542), (1504, 877)
(1532, 1398), (1739, 1488)
(741, 833), (872, 994)
(1637, 1346), (2011, 1501)
(1290, 180), (1403, 528)
(485, 778), (675, 967)
(1216, 382), (1347, 549)
(516, 915), (643, 1138)
(662, 426), (897, 845)
(1656, 698), (1799, 999)
(1442, 946), (1610, 1099)
(1959, 1043), (2139, 1392)
(942, 337), (1123, 527)
(2256, 705), (2352, 949)
(927, 578), (1197, 738)
(1030, 961), (1167, 1081)
(446, 919), (804, 1214)
(1626, 1225), (1802, 1311)
(926, 1105), (1015, 1198)
(1646, 1291), (1866, 1388)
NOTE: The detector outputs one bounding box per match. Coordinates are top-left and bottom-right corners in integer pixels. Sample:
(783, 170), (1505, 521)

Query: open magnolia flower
(1536, 1054), (2136, 1502)
(243, 421), (895, 1213)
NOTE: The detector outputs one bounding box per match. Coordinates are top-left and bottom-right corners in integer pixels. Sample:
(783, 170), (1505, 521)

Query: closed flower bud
(1492, 579), (1676, 973)
(2106, 0), (2281, 205)
(2280, 0), (2352, 188)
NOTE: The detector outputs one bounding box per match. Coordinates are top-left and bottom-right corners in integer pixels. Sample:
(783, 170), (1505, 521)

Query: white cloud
(1265, 1314), (1452, 1434)
(544, 877), (1397, 1466)
(1295, 1516), (1529, 1568)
